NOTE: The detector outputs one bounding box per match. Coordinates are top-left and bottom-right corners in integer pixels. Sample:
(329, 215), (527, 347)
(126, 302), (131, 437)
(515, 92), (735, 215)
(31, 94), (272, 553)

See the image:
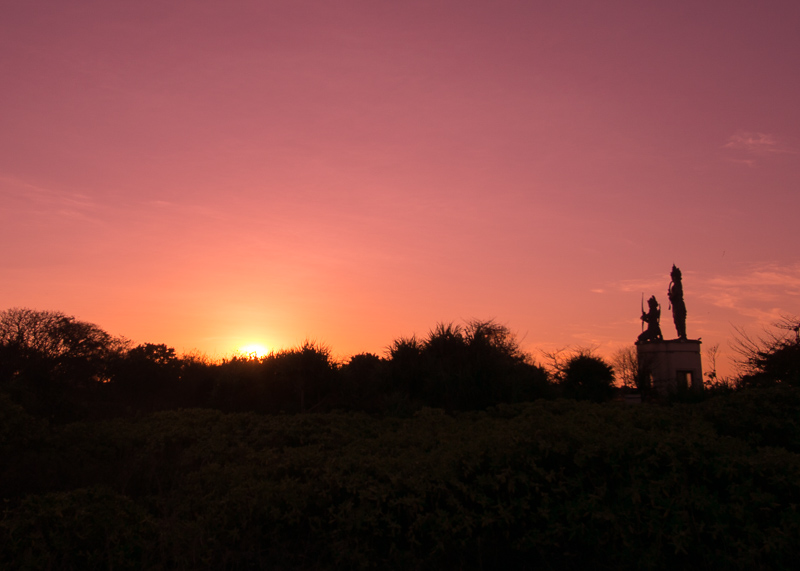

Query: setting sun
(238, 344), (271, 359)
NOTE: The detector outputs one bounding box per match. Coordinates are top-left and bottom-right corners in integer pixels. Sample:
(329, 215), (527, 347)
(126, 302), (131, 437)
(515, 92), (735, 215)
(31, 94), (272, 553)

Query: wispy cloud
(614, 276), (666, 295)
(2, 174), (95, 207)
(699, 262), (800, 325)
(705, 265), (800, 290)
(725, 131), (778, 152)
(723, 131), (799, 159)
(1, 175), (206, 228)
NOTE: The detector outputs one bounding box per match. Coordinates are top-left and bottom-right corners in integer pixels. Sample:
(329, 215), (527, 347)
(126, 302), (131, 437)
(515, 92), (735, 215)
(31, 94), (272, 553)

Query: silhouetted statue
(637, 295), (663, 343)
(668, 265), (687, 339)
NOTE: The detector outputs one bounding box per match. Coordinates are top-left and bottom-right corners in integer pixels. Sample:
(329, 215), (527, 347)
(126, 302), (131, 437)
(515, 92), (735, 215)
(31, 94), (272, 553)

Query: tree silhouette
(387, 335), (424, 405)
(0, 308), (126, 419)
(462, 320), (550, 406)
(421, 322), (470, 408)
(110, 343), (182, 410)
(734, 316), (800, 388)
(611, 346), (638, 389)
(339, 353), (387, 411)
(230, 341), (337, 413)
(560, 352), (615, 402)
(276, 341), (337, 412)
(387, 320), (551, 410)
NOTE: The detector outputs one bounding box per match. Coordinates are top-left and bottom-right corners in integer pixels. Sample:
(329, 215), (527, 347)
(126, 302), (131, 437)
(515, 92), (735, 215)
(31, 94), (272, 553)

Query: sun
(237, 343), (271, 359)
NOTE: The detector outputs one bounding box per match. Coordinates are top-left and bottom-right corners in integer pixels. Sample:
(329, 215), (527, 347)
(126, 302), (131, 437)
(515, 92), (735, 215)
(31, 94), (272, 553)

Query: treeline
(2, 307), (798, 422)
(0, 308), (616, 421)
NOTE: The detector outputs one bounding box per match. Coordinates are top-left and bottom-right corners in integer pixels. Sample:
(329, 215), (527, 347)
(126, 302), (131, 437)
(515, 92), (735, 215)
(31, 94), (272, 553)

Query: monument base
(636, 339), (703, 396)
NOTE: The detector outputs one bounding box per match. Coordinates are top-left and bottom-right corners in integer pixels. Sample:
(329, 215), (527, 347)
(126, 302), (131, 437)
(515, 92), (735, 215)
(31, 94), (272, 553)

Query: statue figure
(668, 265), (687, 339)
(637, 295), (663, 343)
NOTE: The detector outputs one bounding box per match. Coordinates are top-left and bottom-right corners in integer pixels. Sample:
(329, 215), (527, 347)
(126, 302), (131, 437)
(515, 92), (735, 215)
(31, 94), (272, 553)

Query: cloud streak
(723, 131), (799, 157)
(1, 175), (100, 217)
(699, 262), (800, 325)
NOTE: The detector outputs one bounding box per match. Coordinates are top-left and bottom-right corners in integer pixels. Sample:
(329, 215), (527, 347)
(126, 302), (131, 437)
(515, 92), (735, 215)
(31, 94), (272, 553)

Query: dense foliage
(2, 388), (800, 569)
(734, 316), (800, 388)
(0, 308), (127, 420)
(0, 310), (557, 419)
(3, 308), (800, 568)
(560, 353), (615, 402)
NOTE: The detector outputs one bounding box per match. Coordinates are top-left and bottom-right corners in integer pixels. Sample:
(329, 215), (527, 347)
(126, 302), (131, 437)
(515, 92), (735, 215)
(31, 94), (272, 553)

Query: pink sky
(2, 1), (799, 378)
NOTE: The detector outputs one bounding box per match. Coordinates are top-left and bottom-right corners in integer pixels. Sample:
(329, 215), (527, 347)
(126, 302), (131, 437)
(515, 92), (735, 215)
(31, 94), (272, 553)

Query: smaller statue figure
(637, 295), (663, 344)
(668, 265), (687, 339)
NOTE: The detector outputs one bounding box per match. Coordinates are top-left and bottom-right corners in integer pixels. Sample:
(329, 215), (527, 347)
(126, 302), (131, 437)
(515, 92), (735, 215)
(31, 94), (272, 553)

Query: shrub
(561, 352), (615, 402)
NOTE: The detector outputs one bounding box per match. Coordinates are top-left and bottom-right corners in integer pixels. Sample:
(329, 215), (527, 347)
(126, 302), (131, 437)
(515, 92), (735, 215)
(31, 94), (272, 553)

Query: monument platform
(636, 338), (703, 396)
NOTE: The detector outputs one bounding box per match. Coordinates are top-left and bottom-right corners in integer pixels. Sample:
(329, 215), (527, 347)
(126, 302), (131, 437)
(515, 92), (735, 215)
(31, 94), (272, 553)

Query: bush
(561, 352), (615, 402)
(1, 488), (156, 570)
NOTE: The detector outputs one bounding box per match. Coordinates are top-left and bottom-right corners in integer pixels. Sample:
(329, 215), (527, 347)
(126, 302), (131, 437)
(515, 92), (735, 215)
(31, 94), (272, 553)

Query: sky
(2, 1), (799, 379)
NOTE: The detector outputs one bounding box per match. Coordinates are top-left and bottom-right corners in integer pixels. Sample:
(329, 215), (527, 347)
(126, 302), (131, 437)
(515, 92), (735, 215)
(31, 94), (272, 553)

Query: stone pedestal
(636, 339), (703, 396)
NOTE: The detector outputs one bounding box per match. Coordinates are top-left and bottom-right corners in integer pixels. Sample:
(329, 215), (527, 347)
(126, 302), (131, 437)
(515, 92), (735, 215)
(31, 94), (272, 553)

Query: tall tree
(734, 316), (800, 388)
(0, 308), (127, 419)
(0, 308), (125, 386)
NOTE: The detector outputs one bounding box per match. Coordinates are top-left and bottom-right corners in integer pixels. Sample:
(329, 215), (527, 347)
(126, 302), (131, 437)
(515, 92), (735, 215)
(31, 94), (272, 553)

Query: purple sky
(2, 1), (799, 378)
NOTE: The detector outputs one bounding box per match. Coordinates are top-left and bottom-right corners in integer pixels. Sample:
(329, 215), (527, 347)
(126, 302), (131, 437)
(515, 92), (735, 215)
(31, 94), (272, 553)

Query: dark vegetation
(0, 308), (561, 420)
(2, 307), (799, 569)
(733, 315), (800, 389)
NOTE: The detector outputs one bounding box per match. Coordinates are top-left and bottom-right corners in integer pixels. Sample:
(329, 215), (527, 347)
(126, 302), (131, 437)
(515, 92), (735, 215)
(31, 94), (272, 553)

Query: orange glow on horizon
(236, 344), (272, 359)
